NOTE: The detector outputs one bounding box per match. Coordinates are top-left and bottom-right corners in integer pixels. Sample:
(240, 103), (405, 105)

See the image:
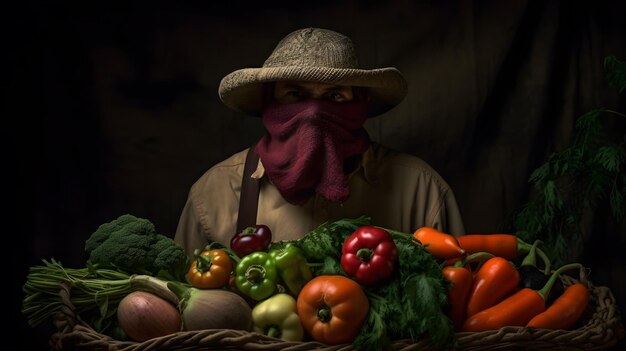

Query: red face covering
(254, 95), (370, 205)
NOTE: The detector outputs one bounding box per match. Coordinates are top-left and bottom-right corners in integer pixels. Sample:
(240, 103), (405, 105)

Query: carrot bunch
(414, 229), (591, 333)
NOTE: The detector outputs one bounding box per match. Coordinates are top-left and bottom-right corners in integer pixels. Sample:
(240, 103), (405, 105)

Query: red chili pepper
(340, 226), (399, 285)
(443, 266), (472, 331)
(230, 224), (272, 257)
(465, 256), (520, 318)
(527, 282), (589, 329)
(413, 227), (465, 259)
(463, 285), (546, 332)
(462, 263), (584, 332)
(442, 252), (494, 331)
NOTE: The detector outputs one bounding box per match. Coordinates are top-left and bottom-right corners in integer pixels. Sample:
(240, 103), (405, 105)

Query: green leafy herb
(282, 215), (370, 261)
(511, 56), (626, 266)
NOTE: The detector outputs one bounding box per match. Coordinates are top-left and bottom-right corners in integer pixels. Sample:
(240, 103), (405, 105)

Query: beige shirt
(174, 142), (465, 256)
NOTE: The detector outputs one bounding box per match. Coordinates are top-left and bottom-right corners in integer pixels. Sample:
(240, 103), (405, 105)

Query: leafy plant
(511, 56), (626, 266)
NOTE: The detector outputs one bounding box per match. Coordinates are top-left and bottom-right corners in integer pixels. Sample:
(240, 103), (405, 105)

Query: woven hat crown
(263, 28), (359, 69)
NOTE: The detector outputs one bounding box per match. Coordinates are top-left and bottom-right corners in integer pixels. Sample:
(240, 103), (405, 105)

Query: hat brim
(218, 66), (408, 117)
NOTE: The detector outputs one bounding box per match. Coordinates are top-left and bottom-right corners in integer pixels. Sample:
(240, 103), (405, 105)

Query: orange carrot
(526, 283), (589, 329)
(413, 227), (465, 259)
(457, 234), (551, 271)
(456, 234), (519, 259)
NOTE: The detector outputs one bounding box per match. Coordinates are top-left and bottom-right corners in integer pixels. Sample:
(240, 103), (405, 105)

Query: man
(174, 27), (465, 255)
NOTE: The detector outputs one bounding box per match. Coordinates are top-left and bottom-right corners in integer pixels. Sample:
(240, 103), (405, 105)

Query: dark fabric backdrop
(10, 1), (626, 349)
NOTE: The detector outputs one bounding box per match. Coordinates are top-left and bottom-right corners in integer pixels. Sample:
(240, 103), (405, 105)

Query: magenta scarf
(255, 98), (370, 205)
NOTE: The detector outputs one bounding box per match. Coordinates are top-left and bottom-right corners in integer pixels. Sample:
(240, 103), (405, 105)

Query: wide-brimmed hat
(218, 27), (408, 118)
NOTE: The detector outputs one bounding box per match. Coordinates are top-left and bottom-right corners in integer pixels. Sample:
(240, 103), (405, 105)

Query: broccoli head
(84, 214), (146, 256)
(85, 214), (189, 279)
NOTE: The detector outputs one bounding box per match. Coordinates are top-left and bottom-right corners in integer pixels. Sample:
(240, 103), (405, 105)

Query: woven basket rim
(50, 276), (625, 351)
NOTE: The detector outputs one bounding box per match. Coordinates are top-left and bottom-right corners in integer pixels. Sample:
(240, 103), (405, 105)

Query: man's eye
(276, 90), (306, 104)
(327, 92), (345, 102)
(287, 90), (303, 98)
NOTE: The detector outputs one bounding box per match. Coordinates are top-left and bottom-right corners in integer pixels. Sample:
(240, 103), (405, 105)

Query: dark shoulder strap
(236, 148), (261, 233)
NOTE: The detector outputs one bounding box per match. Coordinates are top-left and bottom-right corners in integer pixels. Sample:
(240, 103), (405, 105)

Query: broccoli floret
(85, 214), (144, 256)
(148, 234), (189, 280)
(85, 214), (189, 279)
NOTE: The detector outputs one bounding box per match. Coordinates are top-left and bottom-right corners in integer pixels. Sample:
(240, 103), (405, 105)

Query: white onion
(182, 288), (253, 331)
(117, 290), (182, 341)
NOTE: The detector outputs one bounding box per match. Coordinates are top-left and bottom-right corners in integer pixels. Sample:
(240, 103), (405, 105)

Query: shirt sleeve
(428, 187), (466, 237)
(173, 150), (247, 257)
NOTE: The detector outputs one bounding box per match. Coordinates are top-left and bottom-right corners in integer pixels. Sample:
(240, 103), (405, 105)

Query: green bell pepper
(252, 293), (304, 341)
(235, 251), (278, 301)
(269, 243), (313, 296)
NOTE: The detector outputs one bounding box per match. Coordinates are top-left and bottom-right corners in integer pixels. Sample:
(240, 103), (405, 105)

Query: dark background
(9, 1), (626, 350)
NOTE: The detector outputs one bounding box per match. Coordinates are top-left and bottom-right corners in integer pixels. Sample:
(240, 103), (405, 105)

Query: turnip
(117, 291), (181, 341)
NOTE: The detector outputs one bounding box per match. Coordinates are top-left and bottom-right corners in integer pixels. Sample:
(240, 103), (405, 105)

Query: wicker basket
(50, 276), (625, 351)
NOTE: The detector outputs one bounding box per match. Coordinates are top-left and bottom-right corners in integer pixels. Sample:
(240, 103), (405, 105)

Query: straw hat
(218, 27), (408, 117)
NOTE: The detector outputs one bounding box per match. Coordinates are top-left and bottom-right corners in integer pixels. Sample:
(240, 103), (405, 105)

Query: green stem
(521, 240), (540, 267)
(129, 275), (180, 306)
(453, 251), (494, 268)
(246, 265), (266, 284)
(22, 259), (137, 328)
(388, 229), (411, 239)
(537, 263), (584, 300)
(196, 253), (212, 270)
(536, 248), (551, 274)
(518, 239), (551, 274)
(266, 326), (281, 339)
(356, 248), (373, 262)
(317, 306), (332, 323)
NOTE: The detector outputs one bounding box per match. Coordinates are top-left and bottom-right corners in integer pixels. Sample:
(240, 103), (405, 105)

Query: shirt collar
(251, 158), (264, 179)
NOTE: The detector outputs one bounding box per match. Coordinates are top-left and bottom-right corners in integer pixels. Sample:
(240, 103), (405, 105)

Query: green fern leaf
(595, 145), (623, 172)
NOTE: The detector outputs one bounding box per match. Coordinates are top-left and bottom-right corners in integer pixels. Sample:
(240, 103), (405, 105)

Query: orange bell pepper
(187, 248), (232, 289)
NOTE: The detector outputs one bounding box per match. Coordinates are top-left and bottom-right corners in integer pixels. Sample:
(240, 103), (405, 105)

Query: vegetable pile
(443, 234), (590, 332)
(22, 214), (593, 350)
(274, 217), (454, 350)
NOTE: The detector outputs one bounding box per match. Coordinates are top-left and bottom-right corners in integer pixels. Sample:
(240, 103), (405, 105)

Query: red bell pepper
(465, 256), (520, 318)
(340, 226), (399, 285)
